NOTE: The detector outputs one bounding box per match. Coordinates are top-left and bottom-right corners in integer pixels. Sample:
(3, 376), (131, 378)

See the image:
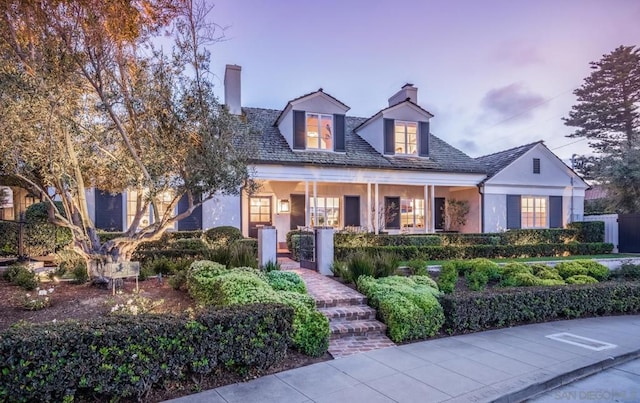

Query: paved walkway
(166, 315), (640, 403)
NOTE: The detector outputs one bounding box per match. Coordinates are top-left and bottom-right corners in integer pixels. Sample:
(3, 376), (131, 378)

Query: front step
(315, 295), (367, 309)
(319, 305), (377, 322)
(330, 320), (387, 339)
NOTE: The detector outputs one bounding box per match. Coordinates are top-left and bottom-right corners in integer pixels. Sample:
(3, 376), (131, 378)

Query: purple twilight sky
(205, 0), (640, 162)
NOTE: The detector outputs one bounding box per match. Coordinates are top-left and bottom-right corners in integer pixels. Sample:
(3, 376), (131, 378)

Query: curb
(494, 349), (640, 403)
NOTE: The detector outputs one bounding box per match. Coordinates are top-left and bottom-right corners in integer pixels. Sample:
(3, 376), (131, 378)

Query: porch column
(304, 181), (310, 227)
(313, 181), (318, 226)
(424, 185), (429, 233)
(374, 183), (379, 234)
(430, 185), (435, 233)
(367, 182), (372, 232)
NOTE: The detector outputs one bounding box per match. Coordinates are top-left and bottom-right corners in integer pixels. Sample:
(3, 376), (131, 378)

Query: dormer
(275, 89), (350, 152)
(355, 84), (433, 157)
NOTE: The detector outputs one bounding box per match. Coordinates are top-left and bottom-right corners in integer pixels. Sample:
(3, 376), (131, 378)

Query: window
(310, 197), (340, 227)
(306, 113), (333, 150)
(127, 190), (175, 231)
(533, 158), (541, 174)
(521, 196), (547, 228)
(249, 197), (271, 223)
(394, 121), (418, 155)
(400, 198), (425, 228)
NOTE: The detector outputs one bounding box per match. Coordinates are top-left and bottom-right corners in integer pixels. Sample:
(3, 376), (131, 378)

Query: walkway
(166, 315), (640, 403)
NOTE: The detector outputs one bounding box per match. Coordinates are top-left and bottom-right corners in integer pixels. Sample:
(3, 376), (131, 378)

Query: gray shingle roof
(243, 107), (486, 174)
(475, 141), (543, 178)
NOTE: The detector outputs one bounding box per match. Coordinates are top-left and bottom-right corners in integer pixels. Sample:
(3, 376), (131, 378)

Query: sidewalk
(166, 315), (640, 403)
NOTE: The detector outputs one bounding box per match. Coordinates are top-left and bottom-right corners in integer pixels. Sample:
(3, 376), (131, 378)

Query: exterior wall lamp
(279, 199), (290, 213)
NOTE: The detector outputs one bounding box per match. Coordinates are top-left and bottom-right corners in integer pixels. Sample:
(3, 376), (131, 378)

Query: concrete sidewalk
(166, 315), (640, 403)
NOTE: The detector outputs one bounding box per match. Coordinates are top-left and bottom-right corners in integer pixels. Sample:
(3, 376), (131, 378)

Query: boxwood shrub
(266, 271), (307, 294)
(440, 282), (640, 334)
(0, 304), (292, 402)
(568, 221), (605, 243)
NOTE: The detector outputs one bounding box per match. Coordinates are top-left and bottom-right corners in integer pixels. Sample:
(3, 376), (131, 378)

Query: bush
(347, 252), (375, 283)
(71, 261), (89, 284)
(406, 259), (428, 275)
(500, 228), (578, 245)
(171, 238), (208, 250)
(615, 263), (640, 280)
(410, 275), (439, 290)
(278, 291), (329, 357)
(467, 258), (501, 281)
(3, 263), (26, 282)
(266, 271), (306, 294)
(373, 252), (399, 278)
(537, 269), (563, 281)
(440, 282), (640, 333)
(204, 226), (243, 248)
(261, 260), (281, 273)
(437, 262), (459, 294)
(555, 261), (589, 279)
(228, 242), (257, 269)
(13, 267), (39, 290)
(502, 262), (533, 277)
(566, 275), (599, 284)
(466, 270), (489, 291)
(0, 304), (293, 402)
(573, 260), (609, 281)
(568, 221), (605, 243)
(511, 272), (543, 287)
(144, 256), (177, 276)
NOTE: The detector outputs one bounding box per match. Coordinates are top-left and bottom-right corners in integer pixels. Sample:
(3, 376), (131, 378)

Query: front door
(248, 196), (272, 238)
(435, 197), (445, 230)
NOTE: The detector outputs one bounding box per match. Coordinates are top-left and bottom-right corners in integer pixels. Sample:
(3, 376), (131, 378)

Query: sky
(204, 0), (640, 162)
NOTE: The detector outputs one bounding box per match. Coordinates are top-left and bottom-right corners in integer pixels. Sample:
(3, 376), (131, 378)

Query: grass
(401, 254), (639, 267)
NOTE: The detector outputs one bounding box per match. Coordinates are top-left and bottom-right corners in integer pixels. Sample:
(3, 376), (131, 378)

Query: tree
(444, 199), (469, 232)
(0, 0), (255, 273)
(564, 45), (640, 213)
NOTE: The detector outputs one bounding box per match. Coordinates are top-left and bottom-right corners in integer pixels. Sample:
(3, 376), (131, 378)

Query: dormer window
(306, 113), (333, 150)
(395, 121), (418, 155)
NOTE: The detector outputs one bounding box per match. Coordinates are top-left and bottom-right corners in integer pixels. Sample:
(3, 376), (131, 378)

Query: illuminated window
(250, 197), (272, 223)
(306, 113), (333, 150)
(395, 121), (418, 155)
(521, 196), (547, 228)
(127, 190), (175, 231)
(400, 198), (425, 228)
(310, 197), (340, 227)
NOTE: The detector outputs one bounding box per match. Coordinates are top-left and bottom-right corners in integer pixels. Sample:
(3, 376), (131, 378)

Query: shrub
(437, 262), (459, 294)
(555, 261), (589, 279)
(466, 270), (489, 291)
(266, 271), (306, 294)
(347, 252), (375, 283)
(530, 263), (551, 275)
(410, 275), (439, 290)
(573, 260), (609, 281)
(406, 259), (428, 275)
(261, 260), (281, 273)
(54, 249), (85, 277)
(511, 272), (543, 287)
(204, 226), (243, 248)
(171, 238), (208, 250)
(537, 269), (563, 281)
(500, 228), (578, 245)
(279, 291), (330, 357)
(144, 256), (177, 276)
(3, 263), (26, 282)
(565, 275), (599, 284)
(330, 261), (349, 280)
(0, 304), (293, 402)
(615, 263), (640, 280)
(468, 258), (501, 281)
(440, 282), (640, 334)
(168, 271), (187, 290)
(13, 267), (39, 290)
(502, 262), (533, 277)
(72, 261), (89, 284)
(373, 252), (399, 278)
(568, 221), (605, 243)
(228, 242), (257, 269)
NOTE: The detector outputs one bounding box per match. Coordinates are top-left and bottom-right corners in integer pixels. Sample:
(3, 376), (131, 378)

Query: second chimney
(388, 83), (418, 107)
(224, 64), (242, 115)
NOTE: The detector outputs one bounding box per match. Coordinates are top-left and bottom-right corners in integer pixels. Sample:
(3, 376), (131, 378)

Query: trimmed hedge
(440, 282), (640, 334)
(568, 221), (605, 243)
(204, 226), (243, 248)
(0, 304), (293, 402)
(335, 242), (613, 261)
(266, 271), (307, 294)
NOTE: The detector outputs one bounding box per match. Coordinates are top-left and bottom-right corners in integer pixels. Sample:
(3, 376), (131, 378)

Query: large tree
(564, 45), (640, 213)
(0, 0), (254, 272)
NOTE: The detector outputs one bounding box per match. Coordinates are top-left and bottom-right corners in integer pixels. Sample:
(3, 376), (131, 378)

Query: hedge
(440, 282), (640, 334)
(0, 304), (293, 402)
(568, 221), (605, 243)
(335, 242), (613, 261)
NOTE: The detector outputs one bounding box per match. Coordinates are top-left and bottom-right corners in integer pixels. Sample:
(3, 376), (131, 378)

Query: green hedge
(440, 282), (640, 334)
(0, 304), (293, 402)
(499, 228), (578, 245)
(568, 221), (605, 243)
(335, 242), (613, 261)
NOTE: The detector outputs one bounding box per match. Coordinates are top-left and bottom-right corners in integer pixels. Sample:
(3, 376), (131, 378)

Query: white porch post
(430, 185), (435, 233)
(374, 183), (379, 235)
(313, 181), (318, 226)
(367, 182), (372, 232)
(424, 185), (429, 233)
(304, 181), (310, 227)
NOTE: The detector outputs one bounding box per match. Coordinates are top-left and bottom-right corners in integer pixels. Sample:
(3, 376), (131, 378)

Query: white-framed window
(310, 197), (340, 227)
(521, 196), (547, 228)
(400, 198), (425, 228)
(395, 121), (418, 155)
(126, 190), (175, 231)
(306, 113), (333, 150)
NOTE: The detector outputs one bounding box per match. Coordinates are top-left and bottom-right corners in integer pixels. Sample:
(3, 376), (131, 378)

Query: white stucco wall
(447, 187), (481, 233)
(278, 111), (293, 149)
(483, 193), (507, 233)
(356, 118), (384, 155)
(202, 194), (241, 229)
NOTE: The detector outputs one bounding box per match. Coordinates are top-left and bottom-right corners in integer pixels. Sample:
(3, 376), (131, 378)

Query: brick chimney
(388, 83), (418, 107)
(224, 64), (242, 115)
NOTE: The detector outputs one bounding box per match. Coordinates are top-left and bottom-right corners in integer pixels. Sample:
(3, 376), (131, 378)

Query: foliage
(572, 259), (610, 281)
(441, 282), (640, 334)
(406, 259), (428, 275)
(0, 304), (293, 402)
(564, 45), (640, 213)
(437, 261), (459, 294)
(6, 265), (39, 290)
(614, 263), (640, 280)
(565, 275), (599, 285)
(555, 261), (589, 279)
(21, 287), (54, 310)
(465, 270), (489, 291)
(265, 271), (306, 294)
(346, 252), (376, 283)
(54, 249), (85, 278)
(373, 252), (400, 278)
(204, 226), (244, 248)
(71, 262), (89, 284)
(228, 242), (258, 269)
(108, 291), (165, 316)
(444, 198), (470, 231)
(358, 275), (444, 342)
(261, 260), (281, 273)
(567, 221), (605, 243)
(410, 275), (439, 290)
(144, 256), (177, 276)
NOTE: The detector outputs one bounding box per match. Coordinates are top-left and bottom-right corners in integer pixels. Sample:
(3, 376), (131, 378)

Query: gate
(618, 214), (640, 253)
(297, 228), (316, 270)
(0, 218), (66, 259)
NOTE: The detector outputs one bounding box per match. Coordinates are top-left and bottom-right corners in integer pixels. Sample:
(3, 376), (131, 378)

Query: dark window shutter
(419, 121), (430, 157)
(334, 114), (345, 152)
(434, 197), (445, 230)
(177, 193), (202, 230)
(384, 118), (395, 155)
(506, 195), (521, 229)
(290, 194), (306, 230)
(95, 191), (123, 231)
(344, 196), (360, 226)
(384, 197), (401, 229)
(549, 196), (563, 228)
(533, 158), (541, 174)
(293, 110), (306, 150)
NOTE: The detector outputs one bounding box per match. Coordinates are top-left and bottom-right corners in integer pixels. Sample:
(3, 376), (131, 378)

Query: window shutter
(549, 196), (563, 228)
(290, 194), (306, 230)
(177, 193), (202, 230)
(384, 197), (401, 229)
(384, 118), (395, 155)
(95, 191), (123, 232)
(293, 110), (305, 150)
(334, 114), (346, 152)
(533, 158), (541, 174)
(419, 121), (430, 157)
(344, 196), (361, 226)
(506, 195), (521, 229)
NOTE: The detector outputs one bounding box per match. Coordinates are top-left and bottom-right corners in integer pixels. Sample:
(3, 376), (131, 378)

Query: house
(0, 65), (588, 244)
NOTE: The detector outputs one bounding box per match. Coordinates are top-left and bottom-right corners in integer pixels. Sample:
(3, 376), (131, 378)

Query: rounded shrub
(279, 291), (329, 357)
(539, 278), (566, 286)
(468, 258), (501, 281)
(466, 270), (489, 291)
(511, 272), (542, 287)
(266, 271), (306, 294)
(171, 238), (208, 250)
(502, 262), (533, 277)
(566, 275), (599, 285)
(573, 260), (609, 281)
(556, 261), (589, 279)
(437, 262), (459, 294)
(530, 263), (552, 275)
(537, 269), (563, 281)
(204, 226), (243, 248)
(13, 267), (38, 290)
(410, 275), (439, 290)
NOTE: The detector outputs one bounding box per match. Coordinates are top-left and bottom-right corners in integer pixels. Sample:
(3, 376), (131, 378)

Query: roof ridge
(476, 140), (543, 160)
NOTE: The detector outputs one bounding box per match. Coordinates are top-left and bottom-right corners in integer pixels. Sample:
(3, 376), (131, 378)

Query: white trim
(545, 333), (616, 351)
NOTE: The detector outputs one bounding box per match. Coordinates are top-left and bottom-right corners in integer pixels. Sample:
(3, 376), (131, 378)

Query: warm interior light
(279, 199), (290, 213)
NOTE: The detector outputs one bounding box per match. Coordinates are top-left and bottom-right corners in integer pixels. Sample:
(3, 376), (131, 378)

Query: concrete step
(315, 295), (367, 308)
(330, 320), (387, 339)
(328, 334), (396, 358)
(320, 305), (377, 322)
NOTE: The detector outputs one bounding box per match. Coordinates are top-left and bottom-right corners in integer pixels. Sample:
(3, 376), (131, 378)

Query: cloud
(481, 83), (546, 123)
(457, 139), (478, 154)
(493, 41), (543, 67)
